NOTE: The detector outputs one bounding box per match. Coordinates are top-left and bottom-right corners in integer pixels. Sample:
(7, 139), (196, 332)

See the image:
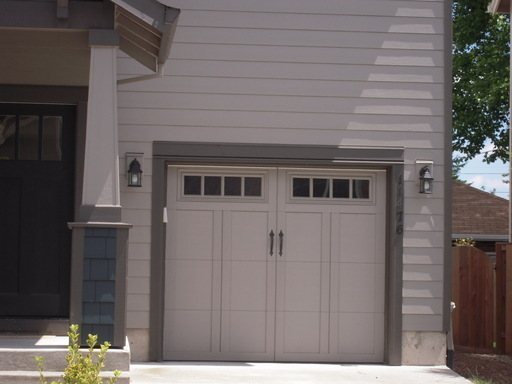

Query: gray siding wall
(118, 0), (447, 338)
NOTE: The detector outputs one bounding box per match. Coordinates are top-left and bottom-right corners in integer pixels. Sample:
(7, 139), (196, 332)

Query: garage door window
(182, 173), (263, 198)
(292, 176), (370, 200)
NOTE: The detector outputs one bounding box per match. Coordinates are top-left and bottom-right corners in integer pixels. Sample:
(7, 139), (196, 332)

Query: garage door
(163, 166), (386, 362)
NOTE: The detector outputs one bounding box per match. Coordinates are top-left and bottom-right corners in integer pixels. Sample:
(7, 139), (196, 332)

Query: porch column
(81, 29), (121, 222)
(69, 29), (128, 347)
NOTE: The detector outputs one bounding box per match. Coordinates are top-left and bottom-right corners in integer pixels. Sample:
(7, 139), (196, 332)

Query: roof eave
(452, 234), (509, 242)
(111, 0), (180, 72)
(489, 0), (510, 14)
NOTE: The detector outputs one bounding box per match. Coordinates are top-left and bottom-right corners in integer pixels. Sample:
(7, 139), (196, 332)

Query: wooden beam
(57, 0), (69, 20)
(0, 0), (113, 29)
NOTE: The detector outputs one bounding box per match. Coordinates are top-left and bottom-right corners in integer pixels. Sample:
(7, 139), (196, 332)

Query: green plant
(454, 237), (476, 247)
(470, 376), (496, 384)
(36, 324), (121, 384)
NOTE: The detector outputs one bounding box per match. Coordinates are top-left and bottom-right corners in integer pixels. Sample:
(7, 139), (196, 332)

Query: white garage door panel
(165, 310), (213, 353)
(165, 259), (214, 310)
(172, 210), (216, 260)
(164, 166), (386, 362)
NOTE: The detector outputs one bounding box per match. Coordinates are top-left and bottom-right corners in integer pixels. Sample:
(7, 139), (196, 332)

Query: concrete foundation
(402, 331), (447, 366)
(128, 329), (150, 362)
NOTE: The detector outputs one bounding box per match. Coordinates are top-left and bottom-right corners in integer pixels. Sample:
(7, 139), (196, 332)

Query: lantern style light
(127, 158), (142, 187)
(419, 165), (433, 194)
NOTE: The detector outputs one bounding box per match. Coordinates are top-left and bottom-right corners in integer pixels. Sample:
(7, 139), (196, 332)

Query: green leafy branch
(37, 324), (121, 384)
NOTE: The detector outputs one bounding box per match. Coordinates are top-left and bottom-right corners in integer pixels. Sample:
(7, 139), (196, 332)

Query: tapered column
(81, 29), (121, 222)
(69, 30), (128, 347)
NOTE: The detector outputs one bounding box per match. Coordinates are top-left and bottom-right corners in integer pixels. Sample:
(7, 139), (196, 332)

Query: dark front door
(0, 103), (75, 318)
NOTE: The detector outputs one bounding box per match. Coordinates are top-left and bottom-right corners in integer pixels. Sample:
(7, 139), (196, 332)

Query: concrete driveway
(130, 362), (471, 383)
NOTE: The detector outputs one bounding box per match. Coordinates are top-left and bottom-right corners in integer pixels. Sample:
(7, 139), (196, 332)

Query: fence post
(495, 244), (506, 354)
(505, 245), (512, 356)
(452, 246), (496, 353)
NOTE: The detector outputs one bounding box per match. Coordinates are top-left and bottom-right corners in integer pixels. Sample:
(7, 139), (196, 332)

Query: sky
(457, 143), (510, 200)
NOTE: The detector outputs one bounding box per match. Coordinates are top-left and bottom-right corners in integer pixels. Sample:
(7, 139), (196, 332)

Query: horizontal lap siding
(118, 0), (447, 333)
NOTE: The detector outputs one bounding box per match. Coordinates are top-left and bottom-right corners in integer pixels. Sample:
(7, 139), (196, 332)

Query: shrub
(36, 324), (121, 384)
(453, 237), (476, 247)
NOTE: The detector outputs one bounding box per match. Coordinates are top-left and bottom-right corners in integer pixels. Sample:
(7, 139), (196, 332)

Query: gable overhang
(452, 234), (509, 242)
(489, 0), (511, 13)
(111, 0), (180, 72)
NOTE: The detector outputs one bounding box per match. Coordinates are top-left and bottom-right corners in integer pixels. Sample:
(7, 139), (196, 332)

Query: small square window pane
(204, 176), (222, 195)
(244, 177), (262, 196)
(42, 116), (62, 161)
(0, 115), (16, 160)
(225, 177), (242, 196)
(313, 178), (330, 198)
(19, 115), (39, 160)
(184, 176), (201, 195)
(293, 178), (310, 197)
(333, 179), (350, 198)
(353, 180), (370, 199)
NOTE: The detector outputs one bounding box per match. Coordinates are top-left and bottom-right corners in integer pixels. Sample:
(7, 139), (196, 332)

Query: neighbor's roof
(452, 180), (509, 238)
(489, 0), (510, 13)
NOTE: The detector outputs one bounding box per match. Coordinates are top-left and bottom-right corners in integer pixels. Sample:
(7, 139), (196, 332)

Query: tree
(452, 0), (510, 164)
(452, 155), (469, 182)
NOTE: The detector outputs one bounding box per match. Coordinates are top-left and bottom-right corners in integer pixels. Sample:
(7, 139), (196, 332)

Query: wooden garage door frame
(150, 141), (404, 365)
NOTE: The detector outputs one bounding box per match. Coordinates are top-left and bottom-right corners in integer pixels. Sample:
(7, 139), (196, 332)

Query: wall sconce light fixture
(419, 165), (433, 194)
(126, 153), (143, 187)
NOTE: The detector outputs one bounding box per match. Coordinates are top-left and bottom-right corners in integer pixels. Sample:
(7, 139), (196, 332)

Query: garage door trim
(149, 142), (404, 365)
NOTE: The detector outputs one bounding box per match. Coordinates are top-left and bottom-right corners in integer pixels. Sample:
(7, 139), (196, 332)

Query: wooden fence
(451, 245), (512, 355)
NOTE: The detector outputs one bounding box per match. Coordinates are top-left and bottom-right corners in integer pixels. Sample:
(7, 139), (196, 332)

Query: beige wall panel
(402, 316), (443, 332)
(119, 57), (443, 79)
(403, 197), (444, 215)
(118, 125), (445, 150)
(122, 209), (151, 227)
(164, 61), (444, 83)
(404, 149), (445, 163)
(126, 310), (150, 329)
(120, 192), (151, 210)
(128, 243), (151, 260)
(403, 265), (444, 282)
(119, 78), (445, 100)
(127, 226), (151, 244)
(127, 277), (150, 295)
(404, 183), (444, 199)
(117, 108), (445, 131)
(128, 260), (150, 278)
(127, 294), (150, 312)
(118, 93), (444, 117)
(404, 214), (444, 232)
(403, 298), (443, 315)
(169, 0), (444, 18)
(403, 247), (444, 265)
(178, 11), (444, 34)
(119, 142), (153, 158)
(403, 281), (444, 298)
(170, 44), (444, 67)
(173, 28), (444, 50)
(403, 231), (444, 248)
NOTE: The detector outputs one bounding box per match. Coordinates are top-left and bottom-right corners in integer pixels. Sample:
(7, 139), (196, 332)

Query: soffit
(111, 0), (180, 72)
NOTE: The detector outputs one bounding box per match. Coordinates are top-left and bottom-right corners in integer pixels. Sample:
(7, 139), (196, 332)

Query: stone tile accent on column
(82, 228), (117, 344)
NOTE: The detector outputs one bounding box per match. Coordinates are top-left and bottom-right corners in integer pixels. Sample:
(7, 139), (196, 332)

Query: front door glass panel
(0, 114), (63, 161)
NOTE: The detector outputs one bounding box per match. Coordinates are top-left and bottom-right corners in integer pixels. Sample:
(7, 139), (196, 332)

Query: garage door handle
(269, 230), (275, 256)
(278, 230), (284, 256)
